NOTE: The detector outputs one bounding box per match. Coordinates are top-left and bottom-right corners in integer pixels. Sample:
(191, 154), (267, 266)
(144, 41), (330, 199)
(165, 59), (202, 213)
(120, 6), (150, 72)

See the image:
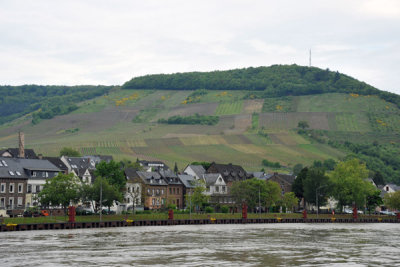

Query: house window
(9, 197), (14, 209)
(156, 189), (160, 195)
(152, 198), (155, 206)
(27, 185), (32, 193)
(216, 186), (219, 192)
(169, 188), (172, 194)
(386, 186), (389, 192)
(1, 183), (5, 193)
(36, 185), (41, 193)
(161, 189), (164, 195)
(0, 198), (5, 208)
(177, 188), (179, 194)
(222, 186), (226, 192)
(18, 183), (23, 193)
(9, 183), (14, 193)
(152, 189), (155, 196)
(173, 188), (176, 194)
(32, 171), (36, 177)
(17, 197), (23, 206)
(147, 189), (150, 194)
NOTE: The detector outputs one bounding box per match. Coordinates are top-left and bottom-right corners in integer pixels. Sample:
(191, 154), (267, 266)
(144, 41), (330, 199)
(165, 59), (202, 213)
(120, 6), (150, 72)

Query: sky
(0, 0), (399, 94)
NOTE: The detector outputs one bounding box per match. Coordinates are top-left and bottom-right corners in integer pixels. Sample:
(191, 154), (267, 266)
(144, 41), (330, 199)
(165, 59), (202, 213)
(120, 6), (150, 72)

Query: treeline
(304, 129), (400, 184)
(158, 114), (219, 125)
(0, 85), (113, 125)
(122, 65), (400, 108)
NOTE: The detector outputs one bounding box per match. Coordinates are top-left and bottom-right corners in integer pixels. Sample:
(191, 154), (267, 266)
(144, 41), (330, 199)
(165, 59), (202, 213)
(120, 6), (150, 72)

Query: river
(1, 223), (399, 266)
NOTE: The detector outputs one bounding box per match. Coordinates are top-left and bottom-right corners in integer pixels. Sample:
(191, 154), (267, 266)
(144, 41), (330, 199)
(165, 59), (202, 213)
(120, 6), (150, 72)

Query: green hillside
(0, 65), (399, 183)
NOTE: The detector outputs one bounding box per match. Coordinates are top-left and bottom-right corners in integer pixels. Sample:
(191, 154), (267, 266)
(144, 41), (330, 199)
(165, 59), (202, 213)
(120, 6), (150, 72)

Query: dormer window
(9, 171), (14, 176)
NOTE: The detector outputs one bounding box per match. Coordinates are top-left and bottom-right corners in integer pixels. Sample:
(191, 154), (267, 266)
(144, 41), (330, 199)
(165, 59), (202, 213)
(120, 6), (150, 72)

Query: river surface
(1, 223), (399, 266)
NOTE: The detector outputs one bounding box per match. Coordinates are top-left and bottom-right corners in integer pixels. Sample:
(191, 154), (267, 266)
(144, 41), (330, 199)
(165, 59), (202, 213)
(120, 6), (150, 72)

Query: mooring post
(242, 203), (247, 220)
(68, 206), (76, 223)
(302, 209), (307, 220)
(353, 206), (358, 220)
(168, 209), (174, 220)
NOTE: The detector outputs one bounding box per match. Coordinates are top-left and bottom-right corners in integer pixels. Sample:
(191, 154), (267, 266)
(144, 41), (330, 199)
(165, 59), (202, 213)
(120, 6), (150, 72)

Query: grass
(3, 212), (397, 224)
(262, 96), (294, 112)
(251, 113), (259, 130)
(215, 101), (243, 115)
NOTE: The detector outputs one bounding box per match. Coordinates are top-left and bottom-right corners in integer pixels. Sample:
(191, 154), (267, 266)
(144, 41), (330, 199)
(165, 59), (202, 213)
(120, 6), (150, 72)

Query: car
(380, 210), (396, 216)
(344, 208), (353, 214)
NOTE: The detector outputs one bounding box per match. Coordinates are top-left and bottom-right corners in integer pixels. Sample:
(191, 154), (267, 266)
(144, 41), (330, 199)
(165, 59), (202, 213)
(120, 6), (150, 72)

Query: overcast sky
(0, 0), (399, 94)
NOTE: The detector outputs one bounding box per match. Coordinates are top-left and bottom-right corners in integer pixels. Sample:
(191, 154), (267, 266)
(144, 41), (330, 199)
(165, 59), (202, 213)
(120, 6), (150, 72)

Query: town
(0, 132), (398, 219)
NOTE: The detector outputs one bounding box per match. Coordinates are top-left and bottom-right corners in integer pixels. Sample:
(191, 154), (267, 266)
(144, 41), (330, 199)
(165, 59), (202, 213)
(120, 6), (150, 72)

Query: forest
(122, 64), (400, 108)
(0, 85), (113, 124)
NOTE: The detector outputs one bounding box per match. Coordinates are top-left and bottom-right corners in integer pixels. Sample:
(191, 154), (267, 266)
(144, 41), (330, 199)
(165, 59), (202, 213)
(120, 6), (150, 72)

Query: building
(159, 169), (184, 209)
(136, 171), (168, 210)
(177, 174), (197, 208)
(266, 172), (295, 196)
(61, 156), (97, 184)
(202, 173), (231, 206)
(207, 162), (249, 190)
(124, 168), (143, 211)
(183, 165), (206, 180)
(22, 159), (61, 208)
(0, 158), (29, 216)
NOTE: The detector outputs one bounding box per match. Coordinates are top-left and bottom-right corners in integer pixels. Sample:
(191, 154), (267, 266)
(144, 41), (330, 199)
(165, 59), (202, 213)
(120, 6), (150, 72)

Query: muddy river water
(1, 223), (399, 266)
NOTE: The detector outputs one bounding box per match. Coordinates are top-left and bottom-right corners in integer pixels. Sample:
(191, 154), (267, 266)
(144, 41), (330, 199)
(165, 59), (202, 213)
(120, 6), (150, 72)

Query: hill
(123, 65), (400, 108)
(0, 65), (399, 183)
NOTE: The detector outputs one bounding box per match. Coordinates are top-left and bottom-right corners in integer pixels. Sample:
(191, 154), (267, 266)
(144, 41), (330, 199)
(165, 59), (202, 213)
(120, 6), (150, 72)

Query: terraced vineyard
(0, 88), (399, 172)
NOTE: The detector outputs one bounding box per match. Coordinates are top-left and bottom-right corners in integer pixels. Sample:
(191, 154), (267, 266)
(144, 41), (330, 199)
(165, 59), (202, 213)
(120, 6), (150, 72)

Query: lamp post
(316, 184), (327, 219)
(99, 178), (103, 222)
(258, 187), (261, 219)
(189, 190), (192, 220)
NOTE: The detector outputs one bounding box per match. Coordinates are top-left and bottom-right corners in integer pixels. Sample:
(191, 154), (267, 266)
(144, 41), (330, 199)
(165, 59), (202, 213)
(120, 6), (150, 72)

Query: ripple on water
(1, 224), (400, 266)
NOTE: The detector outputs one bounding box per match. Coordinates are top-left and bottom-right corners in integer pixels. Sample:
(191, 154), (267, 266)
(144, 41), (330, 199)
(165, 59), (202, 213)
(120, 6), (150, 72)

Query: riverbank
(1, 213), (399, 232)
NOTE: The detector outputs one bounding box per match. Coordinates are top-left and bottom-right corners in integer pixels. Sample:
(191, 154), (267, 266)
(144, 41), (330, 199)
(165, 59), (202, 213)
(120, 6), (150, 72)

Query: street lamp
(316, 184), (327, 219)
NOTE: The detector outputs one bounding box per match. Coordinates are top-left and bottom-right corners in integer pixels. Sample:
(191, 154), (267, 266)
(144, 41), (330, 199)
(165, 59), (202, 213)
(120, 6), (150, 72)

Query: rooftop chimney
(18, 132), (25, 158)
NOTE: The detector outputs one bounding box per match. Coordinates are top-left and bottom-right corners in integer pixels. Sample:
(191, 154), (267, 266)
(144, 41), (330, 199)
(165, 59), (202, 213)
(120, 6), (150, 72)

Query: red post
(353, 206), (358, 219)
(242, 203), (247, 219)
(68, 206), (76, 223)
(302, 209), (307, 219)
(168, 209), (174, 220)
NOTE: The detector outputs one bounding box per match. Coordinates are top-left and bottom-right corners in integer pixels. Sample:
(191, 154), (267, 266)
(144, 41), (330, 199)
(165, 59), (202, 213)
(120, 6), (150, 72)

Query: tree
(373, 171), (385, 186)
(174, 162), (179, 174)
(366, 190), (383, 214)
(323, 159), (336, 171)
(292, 167), (308, 200)
(81, 177), (123, 212)
(330, 159), (375, 211)
(384, 191), (400, 211)
(303, 167), (330, 211)
(297, 121), (309, 130)
(292, 163), (303, 176)
(39, 173), (81, 211)
(95, 161), (126, 191)
(59, 147), (81, 157)
(282, 192), (299, 212)
(265, 180), (281, 211)
(230, 178), (267, 211)
(120, 159), (142, 171)
(186, 181), (209, 212)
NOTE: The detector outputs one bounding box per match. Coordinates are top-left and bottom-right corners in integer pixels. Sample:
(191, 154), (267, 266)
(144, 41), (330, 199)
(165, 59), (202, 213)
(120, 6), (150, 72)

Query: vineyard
(0, 89), (399, 172)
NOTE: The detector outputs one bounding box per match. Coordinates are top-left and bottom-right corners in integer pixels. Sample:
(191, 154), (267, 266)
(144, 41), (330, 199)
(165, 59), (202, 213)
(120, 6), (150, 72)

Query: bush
(221, 205), (229, 213)
(205, 206), (214, 213)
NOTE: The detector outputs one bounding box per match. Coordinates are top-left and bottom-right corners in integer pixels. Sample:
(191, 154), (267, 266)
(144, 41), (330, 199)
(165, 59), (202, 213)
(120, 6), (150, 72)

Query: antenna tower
(309, 49), (312, 67)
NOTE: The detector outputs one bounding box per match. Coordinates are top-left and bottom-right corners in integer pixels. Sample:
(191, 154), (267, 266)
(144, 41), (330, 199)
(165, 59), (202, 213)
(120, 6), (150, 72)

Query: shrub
(221, 205), (229, 213)
(205, 206), (214, 213)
